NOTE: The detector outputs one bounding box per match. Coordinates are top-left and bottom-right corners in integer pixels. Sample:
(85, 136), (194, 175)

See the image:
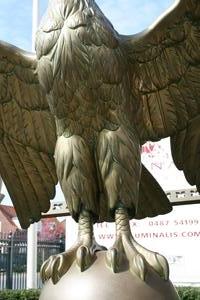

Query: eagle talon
(107, 207), (170, 281)
(131, 254), (146, 280)
(40, 242), (97, 284)
(106, 248), (121, 273)
(40, 210), (107, 284)
(155, 253), (169, 280)
(76, 245), (93, 272)
(40, 250), (77, 284)
(131, 239), (169, 280)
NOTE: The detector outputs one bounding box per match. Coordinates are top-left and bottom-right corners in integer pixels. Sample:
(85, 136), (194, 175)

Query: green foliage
(0, 289), (40, 300)
(0, 287), (199, 300)
(177, 287), (200, 300)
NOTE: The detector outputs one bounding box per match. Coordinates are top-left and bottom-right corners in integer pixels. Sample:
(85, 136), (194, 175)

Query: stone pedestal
(40, 251), (180, 300)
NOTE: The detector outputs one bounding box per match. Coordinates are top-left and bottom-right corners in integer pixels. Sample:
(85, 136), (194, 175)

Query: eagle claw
(76, 245), (93, 272)
(106, 234), (169, 281)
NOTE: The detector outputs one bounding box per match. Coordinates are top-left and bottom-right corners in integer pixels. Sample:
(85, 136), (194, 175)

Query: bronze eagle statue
(0, 0), (200, 284)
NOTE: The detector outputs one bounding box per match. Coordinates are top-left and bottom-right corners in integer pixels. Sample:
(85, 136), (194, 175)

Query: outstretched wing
(121, 0), (200, 190)
(0, 41), (57, 228)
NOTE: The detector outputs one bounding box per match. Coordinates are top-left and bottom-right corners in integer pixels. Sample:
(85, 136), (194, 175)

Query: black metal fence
(0, 231), (64, 290)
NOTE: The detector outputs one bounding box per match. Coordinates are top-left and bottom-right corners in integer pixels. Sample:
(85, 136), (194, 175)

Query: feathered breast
(35, 1), (134, 140)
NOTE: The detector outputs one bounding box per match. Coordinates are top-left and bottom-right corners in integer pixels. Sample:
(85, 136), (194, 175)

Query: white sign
(141, 139), (192, 191)
(65, 203), (200, 285)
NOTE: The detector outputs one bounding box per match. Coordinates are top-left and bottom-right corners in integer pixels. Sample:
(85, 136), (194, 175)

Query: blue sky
(0, 0), (173, 50)
(0, 0), (173, 204)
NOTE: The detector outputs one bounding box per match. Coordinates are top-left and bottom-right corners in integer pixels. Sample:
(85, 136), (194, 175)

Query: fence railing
(0, 231), (64, 290)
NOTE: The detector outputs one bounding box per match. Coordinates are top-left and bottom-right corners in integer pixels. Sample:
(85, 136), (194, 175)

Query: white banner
(141, 138), (192, 191)
(65, 203), (200, 285)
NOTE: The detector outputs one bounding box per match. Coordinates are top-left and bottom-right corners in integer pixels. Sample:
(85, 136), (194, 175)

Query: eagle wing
(0, 41), (57, 228)
(121, 0), (200, 190)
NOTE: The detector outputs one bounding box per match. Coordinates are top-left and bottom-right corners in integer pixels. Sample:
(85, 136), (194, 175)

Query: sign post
(0, 177), (4, 202)
(27, 0), (39, 290)
(32, 0), (39, 51)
